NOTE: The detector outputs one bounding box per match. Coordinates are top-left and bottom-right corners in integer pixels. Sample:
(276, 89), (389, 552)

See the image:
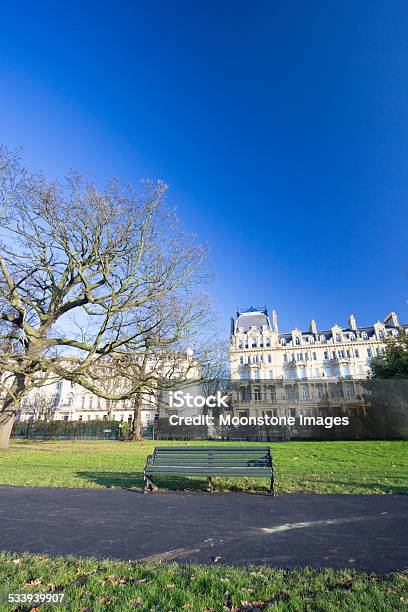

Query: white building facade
(230, 307), (406, 382)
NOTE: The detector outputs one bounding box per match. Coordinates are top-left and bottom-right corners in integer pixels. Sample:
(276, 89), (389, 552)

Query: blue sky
(1, 1), (407, 336)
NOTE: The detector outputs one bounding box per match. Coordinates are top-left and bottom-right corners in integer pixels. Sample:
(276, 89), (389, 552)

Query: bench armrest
(145, 454), (153, 467)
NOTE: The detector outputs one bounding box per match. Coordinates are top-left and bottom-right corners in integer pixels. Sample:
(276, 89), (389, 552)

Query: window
(346, 349), (351, 358)
(361, 332), (368, 340)
(392, 329), (399, 337)
(313, 367), (320, 377)
(295, 337), (300, 346)
(284, 367), (291, 380)
(325, 366), (333, 377)
(376, 348), (381, 356)
(264, 408), (277, 418)
(300, 388), (309, 401)
(339, 350), (345, 358)
(378, 330), (385, 339)
(239, 356), (244, 365)
(312, 352), (317, 360)
(283, 353), (288, 362)
(266, 338), (271, 347)
(269, 371), (273, 379)
(87, 415), (91, 420)
(89, 396), (93, 409)
(251, 338), (257, 347)
(308, 336), (315, 344)
(298, 367), (306, 379)
(324, 350), (329, 360)
(280, 338), (286, 346)
(335, 333), (341, 342)
(254, 388), (261, 402)
(367, 348), (372, 359)
(348, 332), (355, 340)
(63, 415), (69, 421)
(268, 355), (272, 363)
(320, 334), (326, 342)
(78, 414), (83, 421)
(355, 349), (359, 358)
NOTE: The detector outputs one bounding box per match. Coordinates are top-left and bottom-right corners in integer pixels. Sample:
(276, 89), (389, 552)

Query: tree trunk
(0, 408), (16, 450)
(131, 393), (143, 441)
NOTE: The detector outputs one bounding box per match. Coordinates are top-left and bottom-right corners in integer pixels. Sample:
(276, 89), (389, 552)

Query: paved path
(0, 486), (407, 572)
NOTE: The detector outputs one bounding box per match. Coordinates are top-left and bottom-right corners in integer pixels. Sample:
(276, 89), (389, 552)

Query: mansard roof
(233, 307), (271, 334)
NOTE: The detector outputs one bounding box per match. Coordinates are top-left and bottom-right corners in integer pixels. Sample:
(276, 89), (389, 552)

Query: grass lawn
(0, 439), (407, 494)
(0, 552), (407, 611)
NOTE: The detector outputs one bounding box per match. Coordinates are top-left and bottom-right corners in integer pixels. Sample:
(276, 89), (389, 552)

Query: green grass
(0, 439), (407, 494)
(0, 552), (407, 611)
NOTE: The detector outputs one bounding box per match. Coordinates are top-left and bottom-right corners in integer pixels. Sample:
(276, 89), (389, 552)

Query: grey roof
(235, 311), (271, 333)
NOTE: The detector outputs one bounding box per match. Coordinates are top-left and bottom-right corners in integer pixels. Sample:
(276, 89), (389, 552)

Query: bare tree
(0, 147), (212, 448)
(22, 393), (59, 422)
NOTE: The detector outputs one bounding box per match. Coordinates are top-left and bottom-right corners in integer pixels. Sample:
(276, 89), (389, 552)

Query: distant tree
(22, 394), (59, 422)
(0, 147), (213, 448)
(370, 333), (408, 379)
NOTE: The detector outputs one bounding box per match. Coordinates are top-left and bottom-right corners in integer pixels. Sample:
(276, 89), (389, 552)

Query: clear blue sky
(1, 1), (407, 336)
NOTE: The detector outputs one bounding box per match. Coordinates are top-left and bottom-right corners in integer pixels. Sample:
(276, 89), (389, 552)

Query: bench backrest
(152, 446), (272, 468)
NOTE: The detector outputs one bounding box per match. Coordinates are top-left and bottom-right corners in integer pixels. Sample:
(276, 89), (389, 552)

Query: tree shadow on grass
(315, 479), (408, 495)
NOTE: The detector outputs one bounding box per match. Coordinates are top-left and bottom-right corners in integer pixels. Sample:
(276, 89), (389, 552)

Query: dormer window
(348, 332), (355, 341)
(392, 329), (399, 337)
(295, 337), (300, 346)
(335, 333), (341, 342)
(319, 334), (326, 342)
(378, 330), (385, 339)
(251, 338), (257, 348)
(361, 332), (368, 340)
(308, 336), (315, 344)
(280, 338), (286, 346)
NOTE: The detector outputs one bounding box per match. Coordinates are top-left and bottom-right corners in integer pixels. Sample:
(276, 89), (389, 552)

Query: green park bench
(144, 446), (275, 495)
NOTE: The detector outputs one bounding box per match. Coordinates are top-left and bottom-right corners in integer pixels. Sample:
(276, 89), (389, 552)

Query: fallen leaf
(132, 598), (143, 608)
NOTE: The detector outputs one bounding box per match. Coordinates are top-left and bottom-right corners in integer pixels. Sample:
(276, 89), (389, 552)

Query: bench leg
(208, 477), (214, 493)
(270, 474), (276, 497)
(144, 473), (157, 493)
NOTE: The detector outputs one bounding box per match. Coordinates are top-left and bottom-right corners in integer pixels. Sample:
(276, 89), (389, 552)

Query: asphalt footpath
(0, 486), (407, 572)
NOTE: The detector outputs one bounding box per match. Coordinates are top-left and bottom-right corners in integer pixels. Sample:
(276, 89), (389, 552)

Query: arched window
(392, 329), (399, 337)
(280, 338), (286, 346)
(361, 332), (368, 340)
(348, 332), (355, 341)
(335, 333), (341, 342)
(308, 336), (315, 344)
(66, 392), (74, 406)
(319, 334), (326, 342)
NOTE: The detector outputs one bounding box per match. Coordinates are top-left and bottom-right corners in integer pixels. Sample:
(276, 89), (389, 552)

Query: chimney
(272, 309), (278, 333)
(384, 312), (399, 327)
